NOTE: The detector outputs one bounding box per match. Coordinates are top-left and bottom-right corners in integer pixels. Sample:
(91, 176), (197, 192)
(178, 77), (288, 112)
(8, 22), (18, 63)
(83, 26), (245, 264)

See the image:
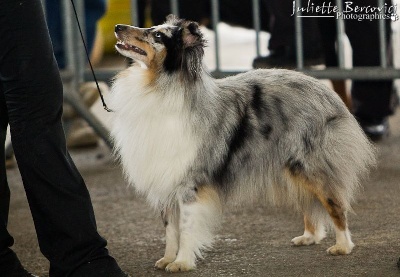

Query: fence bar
(211, 0), (221, 71)
(170, 0), (179, 16)
(378, 0), (388, 68)
(74, 0), (86, 84)
(130, 0), (139, 26)
(335, 0), (346, 68)
(62, 0), (79, 91)
(86, 67), (400, 82)
(62, 0), (86, 86)
(294, 0), (304, 69)
(252, 0), (261, 57)
(209, 67), (400, 80)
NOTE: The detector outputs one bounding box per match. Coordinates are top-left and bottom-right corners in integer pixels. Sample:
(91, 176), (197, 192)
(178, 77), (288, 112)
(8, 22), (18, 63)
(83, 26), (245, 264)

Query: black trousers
(0, 1), (109, 275)
(317, 0), (396, 120)
(267, 0), (322, 57)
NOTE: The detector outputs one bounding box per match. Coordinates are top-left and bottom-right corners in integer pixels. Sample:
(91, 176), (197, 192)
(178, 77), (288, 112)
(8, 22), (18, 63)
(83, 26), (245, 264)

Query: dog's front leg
(165, 184), (222, 272)
(155, 206), (180, 270)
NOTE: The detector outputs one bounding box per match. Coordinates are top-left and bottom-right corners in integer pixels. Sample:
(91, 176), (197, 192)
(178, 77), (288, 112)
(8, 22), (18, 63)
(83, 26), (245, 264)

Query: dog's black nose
(115, 24), (127, 32)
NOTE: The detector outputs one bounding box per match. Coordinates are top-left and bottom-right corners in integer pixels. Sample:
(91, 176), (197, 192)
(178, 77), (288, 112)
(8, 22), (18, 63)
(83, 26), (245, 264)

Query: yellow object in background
(98, 0), (132, 54)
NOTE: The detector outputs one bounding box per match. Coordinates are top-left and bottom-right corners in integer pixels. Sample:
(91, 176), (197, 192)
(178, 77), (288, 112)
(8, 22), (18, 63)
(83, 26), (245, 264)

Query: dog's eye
(153, 32), (163, 43)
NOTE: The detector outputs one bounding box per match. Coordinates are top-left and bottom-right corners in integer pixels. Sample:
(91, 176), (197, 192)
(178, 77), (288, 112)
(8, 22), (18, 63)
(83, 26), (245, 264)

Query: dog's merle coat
(111, 15), (375, 272)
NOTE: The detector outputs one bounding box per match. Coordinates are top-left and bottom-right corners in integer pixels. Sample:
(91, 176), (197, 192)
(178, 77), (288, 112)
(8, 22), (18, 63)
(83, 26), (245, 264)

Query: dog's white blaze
(110, 66), (200, 208)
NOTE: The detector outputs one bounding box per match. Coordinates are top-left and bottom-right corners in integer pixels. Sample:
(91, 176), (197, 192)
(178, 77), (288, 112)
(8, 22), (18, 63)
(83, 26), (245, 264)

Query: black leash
(70, 0), (113, 112)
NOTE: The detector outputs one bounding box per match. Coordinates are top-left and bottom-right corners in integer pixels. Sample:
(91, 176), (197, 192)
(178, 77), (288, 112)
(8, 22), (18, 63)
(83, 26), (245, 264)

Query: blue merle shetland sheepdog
(110, 15), (375, 272)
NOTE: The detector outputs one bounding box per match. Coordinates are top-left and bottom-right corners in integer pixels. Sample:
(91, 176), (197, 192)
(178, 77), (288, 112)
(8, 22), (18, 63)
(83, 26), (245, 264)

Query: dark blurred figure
(253, 0), (324, 68)
(316, 0), (398, 140)
(150, 0), (270, 31)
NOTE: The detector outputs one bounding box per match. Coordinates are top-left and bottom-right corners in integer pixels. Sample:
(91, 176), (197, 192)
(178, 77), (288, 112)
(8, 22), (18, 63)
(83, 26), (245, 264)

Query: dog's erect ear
(164, 15), (204, 48)
(166, 14), (180, 25)
(182, 21), (203, 48)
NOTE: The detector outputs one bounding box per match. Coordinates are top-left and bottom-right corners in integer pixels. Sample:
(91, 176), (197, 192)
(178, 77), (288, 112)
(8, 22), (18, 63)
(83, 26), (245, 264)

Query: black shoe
(359, 117), (390, 141)
(252, 47), (323, 69)
(71, 256), (129, 277)
(0, 249), (38, 277)
(398, 257), (400, 269)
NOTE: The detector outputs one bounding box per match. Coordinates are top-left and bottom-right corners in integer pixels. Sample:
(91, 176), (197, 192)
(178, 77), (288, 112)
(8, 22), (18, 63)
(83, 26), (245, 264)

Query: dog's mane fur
(162, 15), (206, 82)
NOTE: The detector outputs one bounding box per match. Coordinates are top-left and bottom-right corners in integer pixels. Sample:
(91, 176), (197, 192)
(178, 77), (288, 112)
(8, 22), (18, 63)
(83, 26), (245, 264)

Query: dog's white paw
(155, 257), (175, 270)
(291, 235), (317, 246)
(165, 261), (195, 272)
(327, 243), (354, 255)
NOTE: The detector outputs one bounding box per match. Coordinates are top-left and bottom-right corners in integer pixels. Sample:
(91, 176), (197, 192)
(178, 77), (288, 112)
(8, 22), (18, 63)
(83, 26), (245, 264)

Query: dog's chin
(115, 41), (147, 58)
(115, 45), (131, 58)
(115, 47), (148, 68)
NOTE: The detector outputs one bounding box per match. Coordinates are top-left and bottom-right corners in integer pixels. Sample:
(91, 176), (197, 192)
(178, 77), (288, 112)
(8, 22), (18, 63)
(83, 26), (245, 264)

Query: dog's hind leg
(165, 184), (222, 272)
(155, 207), (180, 270)
(286, 167), (354, 255)
(291, 208), (326, 246)
(317, 196), (354, 255)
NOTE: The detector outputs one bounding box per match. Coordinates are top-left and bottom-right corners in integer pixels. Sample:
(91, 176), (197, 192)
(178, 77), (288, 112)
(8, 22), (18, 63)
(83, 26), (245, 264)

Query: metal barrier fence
(126, 0), (400, 79)
(76, 0), (400, 82)
(7, 0), (396, 156)
(82, 0), (400, 81)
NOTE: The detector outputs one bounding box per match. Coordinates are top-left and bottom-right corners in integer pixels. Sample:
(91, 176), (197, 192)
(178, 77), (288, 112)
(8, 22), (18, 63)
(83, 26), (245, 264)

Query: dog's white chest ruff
(110, 69), (199, 207)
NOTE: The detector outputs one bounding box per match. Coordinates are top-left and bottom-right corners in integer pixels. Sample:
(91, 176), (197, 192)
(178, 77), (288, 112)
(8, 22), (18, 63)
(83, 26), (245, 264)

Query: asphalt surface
(6, 19), (400, 276)
(5, 105), (400, 277)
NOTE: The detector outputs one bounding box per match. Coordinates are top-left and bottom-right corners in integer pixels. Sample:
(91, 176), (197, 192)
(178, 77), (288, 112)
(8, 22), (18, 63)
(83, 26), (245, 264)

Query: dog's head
(115, 15), (205, 80)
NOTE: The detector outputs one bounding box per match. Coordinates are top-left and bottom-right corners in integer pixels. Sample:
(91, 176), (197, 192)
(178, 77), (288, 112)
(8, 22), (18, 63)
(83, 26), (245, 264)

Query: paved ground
(6, 108), (400, 277)
(5, 21), (400, 277)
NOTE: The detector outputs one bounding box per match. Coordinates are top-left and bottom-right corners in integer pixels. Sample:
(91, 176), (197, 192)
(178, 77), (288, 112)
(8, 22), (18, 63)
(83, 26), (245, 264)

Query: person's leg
(0, 85), (11, 252)
(345, 0), (398, 138)
(0, 1), (125, 276)
(317, 15), (352, 109)
(0, 74), (17, 274)
(253, 0), (323, 68)
(267, 0), (293, 52)
(0, 30), (37, 277)
(346, 19), (394, 118)
(219, 0), (270, 32)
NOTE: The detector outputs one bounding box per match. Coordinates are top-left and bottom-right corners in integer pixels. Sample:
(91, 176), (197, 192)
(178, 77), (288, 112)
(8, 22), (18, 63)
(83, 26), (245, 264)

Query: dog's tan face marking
(115, 16), (205, 83)
(115, 23), (176, 69)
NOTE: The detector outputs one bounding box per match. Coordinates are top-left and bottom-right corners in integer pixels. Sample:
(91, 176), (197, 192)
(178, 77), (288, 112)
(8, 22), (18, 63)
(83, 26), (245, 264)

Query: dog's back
(209, 69), (375, 209)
